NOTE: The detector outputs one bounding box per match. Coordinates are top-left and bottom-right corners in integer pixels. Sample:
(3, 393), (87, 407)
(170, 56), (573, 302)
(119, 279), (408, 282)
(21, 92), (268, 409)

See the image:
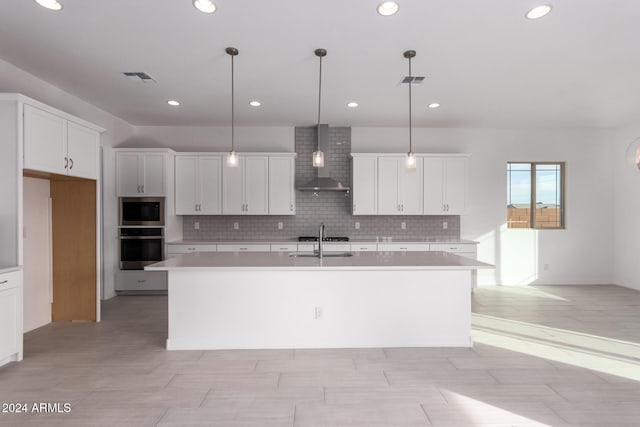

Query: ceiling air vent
(122, 72), (157, 83)
(400, 76), (425, 85)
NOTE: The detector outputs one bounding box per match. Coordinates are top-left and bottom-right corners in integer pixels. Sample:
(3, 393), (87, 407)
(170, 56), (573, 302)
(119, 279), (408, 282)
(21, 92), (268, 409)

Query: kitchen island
(146, 251), (493, 350)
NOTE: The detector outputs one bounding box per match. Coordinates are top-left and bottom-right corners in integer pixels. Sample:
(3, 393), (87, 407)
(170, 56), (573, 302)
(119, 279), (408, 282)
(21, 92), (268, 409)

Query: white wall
(353, 127), (614, 286)
(125, 126), (294, 152)
(22, 177), (52, 332)
(0, 58), (136, 300)
(612, 123), (640, 291)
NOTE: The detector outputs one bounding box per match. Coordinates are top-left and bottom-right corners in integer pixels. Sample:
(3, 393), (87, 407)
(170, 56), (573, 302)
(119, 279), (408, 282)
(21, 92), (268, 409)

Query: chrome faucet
(318, 223), (325, 258)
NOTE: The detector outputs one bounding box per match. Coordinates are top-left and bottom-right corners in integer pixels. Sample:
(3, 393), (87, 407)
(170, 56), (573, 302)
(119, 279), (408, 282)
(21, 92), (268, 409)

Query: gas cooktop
(298, 236), (350, 242)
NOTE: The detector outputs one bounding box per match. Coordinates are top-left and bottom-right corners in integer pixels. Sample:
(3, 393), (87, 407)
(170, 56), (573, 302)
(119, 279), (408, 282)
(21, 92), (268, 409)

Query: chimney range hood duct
(297, 124), (350, 192)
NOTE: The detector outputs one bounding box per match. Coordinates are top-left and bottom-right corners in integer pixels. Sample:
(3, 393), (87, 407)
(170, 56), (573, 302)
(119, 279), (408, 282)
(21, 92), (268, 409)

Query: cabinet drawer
(217, 244), (270, 252)
(270, 244), (298, 252)
(167, 244), (217, 254)
(323, 243), (350, 252)
(377, 243), (429, 252)
(115, 270), (167, 291)
(429, 243), (476, 254)
(297, 243), (317, 253)
(0, 271), (20, 292)
(350, 244), (377, 252)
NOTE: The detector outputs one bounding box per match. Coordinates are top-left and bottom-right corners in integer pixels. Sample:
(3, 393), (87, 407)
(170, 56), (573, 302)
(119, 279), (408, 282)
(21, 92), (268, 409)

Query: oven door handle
(119, 236), (164, 240)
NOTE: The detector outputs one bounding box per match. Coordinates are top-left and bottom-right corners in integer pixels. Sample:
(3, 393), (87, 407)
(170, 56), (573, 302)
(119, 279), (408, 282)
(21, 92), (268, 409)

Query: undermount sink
(289, 252), (354, 258)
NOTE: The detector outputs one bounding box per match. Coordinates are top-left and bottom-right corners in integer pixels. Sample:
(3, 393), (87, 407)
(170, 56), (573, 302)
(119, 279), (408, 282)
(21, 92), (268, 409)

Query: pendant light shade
(313, 48), (327, 168)
(404, 50), (417, 170)
(226, 47), (239, 168)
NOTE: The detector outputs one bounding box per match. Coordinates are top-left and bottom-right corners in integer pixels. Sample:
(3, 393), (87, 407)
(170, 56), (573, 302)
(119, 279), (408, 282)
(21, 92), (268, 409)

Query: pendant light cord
(231, 53), (235, 152)
(317, 54), (322, 126)
(408, 55), (412, 153)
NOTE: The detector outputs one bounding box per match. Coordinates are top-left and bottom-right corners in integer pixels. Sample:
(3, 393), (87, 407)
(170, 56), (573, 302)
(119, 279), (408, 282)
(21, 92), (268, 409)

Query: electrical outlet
(233, 222), (239, 230)
(401, 222), (406, 230)
(355, 222), (360, 230)
(314, 306), (323, 320)
(194, 221), (200, 230)
(443, 221), (448, 230)
(278, 222), (283, 230)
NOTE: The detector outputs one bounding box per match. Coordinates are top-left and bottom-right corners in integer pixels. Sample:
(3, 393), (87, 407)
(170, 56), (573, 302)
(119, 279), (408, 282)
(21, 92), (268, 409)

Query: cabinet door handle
(64, 157), (68, 169)
(353, 204), (356, 212)
(401, 204), (404, 212)
(69, 158), (74, 170)
(137, 280), (146, 283)
(290, 204), (293, 212)
(141, 185), (144, 193)
(0, 280), (8, 284)
(137, 185), (141, 193)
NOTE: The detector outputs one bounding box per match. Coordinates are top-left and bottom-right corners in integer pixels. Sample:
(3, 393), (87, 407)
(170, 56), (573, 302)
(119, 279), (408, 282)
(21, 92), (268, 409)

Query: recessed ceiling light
(34, 0), (63, 11)
(249, 100), (261, 107)
(193, 0), (216, 14)
(526, 4), (552, 20)
(346, 102), (359, 108)
(167, 100), (181, 106)
(377, 1), (399, 16)
(428, 103), (440, 109)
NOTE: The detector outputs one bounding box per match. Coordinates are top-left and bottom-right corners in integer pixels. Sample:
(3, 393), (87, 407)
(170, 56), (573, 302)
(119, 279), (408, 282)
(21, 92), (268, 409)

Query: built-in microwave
(119, 197), (164, 226)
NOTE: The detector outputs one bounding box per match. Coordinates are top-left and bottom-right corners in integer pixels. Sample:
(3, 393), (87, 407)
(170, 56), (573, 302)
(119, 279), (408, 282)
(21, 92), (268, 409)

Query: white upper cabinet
(352, 156), (377, 215)
(24, 105), (99, 179)
(116, 151), (166, 196)
(377, 157), (423, 215)
(268, 156), (295, 215)
(423, 156), (468, 215)
(175, 155), (222, 215)
(66, 121), (99, 180)
(198, 156), (223, 214)
(223, 155), (269, 215)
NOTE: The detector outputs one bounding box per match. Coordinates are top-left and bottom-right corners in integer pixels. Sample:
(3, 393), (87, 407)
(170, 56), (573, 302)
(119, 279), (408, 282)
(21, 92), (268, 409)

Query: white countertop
(168, 238), (478, 245)
(146, 251), (493, 272)
(0, 266), (21, 275)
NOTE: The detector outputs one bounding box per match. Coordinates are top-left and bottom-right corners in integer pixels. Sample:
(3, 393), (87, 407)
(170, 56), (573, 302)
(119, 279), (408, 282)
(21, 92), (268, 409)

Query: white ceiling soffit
(1, 0), (640, 128)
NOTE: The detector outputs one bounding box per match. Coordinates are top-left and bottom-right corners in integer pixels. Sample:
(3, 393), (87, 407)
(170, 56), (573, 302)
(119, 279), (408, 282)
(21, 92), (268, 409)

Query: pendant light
(404, 50), (417, 170)
(226, 47), (239, 167)
(313, 48), (327, 168)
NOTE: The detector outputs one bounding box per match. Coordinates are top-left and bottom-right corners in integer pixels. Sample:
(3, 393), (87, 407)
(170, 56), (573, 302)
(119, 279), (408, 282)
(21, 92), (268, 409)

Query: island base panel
(167, 270), (472, 350)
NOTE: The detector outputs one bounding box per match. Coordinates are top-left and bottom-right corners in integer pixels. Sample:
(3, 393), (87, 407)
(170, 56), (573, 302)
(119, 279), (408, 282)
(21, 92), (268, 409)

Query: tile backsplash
(182, 126), (460, 240)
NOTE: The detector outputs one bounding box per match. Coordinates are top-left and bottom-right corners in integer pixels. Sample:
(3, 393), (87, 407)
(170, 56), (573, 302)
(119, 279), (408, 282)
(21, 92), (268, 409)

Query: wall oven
(119, 228), (164, 270)
(119, 197), (165, 226)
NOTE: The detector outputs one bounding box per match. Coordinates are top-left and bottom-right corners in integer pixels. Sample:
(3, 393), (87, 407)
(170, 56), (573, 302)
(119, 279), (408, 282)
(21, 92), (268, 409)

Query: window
(507, 162), (565, 229)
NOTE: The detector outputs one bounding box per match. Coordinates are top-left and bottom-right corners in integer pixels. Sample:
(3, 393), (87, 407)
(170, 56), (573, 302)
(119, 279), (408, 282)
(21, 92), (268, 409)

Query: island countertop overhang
(146, 251), (494, 272)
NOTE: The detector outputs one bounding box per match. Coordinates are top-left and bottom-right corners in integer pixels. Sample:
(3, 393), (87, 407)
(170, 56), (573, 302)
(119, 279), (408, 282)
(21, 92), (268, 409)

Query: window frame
(507, 161), (566, 230)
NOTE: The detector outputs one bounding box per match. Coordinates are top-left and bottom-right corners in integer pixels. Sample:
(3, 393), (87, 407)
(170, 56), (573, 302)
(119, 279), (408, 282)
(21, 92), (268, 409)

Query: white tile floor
(0, 284), (639, 426)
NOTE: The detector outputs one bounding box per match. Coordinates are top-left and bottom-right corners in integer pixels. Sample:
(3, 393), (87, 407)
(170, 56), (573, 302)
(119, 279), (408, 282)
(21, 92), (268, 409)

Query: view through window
(507, 162), (564, 229)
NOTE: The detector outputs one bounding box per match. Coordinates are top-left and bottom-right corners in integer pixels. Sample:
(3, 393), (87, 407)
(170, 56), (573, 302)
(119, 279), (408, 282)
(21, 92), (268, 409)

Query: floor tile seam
(419, 402), (434, 425)
(153, 407), (169, 427)
(198, 388), (214, 408)
(543, 383), (571, 403)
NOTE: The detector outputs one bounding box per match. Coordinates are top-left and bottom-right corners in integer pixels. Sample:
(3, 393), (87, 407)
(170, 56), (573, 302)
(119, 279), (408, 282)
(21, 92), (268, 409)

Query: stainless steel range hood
(297, 124), (350, 192)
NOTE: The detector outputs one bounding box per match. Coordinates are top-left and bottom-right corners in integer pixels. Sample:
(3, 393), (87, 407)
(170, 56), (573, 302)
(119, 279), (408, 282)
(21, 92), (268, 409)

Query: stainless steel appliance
(119, 197), (165, 226)
(119, 228), (164, 270)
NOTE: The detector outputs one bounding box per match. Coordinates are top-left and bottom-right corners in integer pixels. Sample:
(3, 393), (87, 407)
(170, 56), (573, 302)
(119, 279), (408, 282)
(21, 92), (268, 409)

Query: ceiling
(1, 0), (639, 128)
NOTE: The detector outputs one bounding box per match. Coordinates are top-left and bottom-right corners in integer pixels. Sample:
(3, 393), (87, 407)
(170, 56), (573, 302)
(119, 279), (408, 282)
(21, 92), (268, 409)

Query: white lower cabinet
(377, 243), (430, 252)
(270, 244), (297, 253)
(216, 244), (270, 252)
(115, 270), (167, 292)
(0, 270), (22, 366)
(167, 244), (217, 255)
